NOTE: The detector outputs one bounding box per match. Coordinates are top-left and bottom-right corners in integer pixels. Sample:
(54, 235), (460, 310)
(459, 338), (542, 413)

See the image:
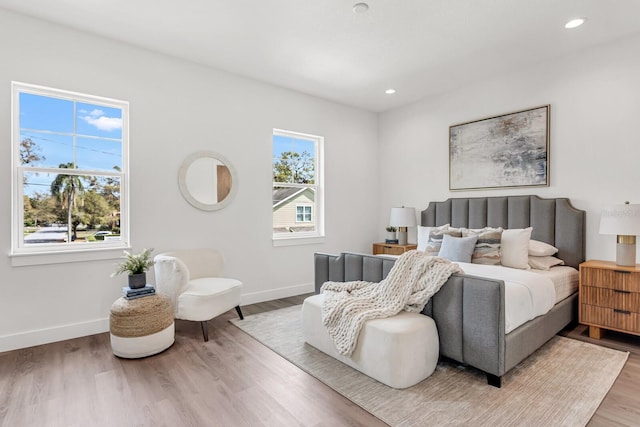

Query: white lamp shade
(389, 207), (417, 228)
(599, 204), (640, 235)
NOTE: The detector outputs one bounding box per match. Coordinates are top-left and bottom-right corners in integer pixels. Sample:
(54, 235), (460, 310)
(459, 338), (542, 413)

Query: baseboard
(0, 318), (109, 353)
(1, 283), (314, 353)
(240, 282), (314, 305)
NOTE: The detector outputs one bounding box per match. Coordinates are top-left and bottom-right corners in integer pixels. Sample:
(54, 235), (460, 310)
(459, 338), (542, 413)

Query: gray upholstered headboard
(421, 195), (585, 269)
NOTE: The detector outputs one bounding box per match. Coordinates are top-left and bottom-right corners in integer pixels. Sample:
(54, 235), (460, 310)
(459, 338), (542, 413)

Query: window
(11, 82), (129, 258)
(272, 129), (324, 243)
(296, 205), (312, 222)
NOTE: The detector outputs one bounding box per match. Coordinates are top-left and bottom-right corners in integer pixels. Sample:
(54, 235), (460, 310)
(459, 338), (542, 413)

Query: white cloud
(79, 110), (122, 132)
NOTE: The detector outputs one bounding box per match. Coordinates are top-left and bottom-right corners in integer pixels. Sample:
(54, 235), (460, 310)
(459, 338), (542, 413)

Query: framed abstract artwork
(449, 105), (550, 191)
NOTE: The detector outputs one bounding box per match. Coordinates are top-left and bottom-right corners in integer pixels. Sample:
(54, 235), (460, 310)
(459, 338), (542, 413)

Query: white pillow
(528, 255), (565, 270)
(501, 227), (532, 269)
(529, 239), (558, 257)
(417, 224), (449, 252)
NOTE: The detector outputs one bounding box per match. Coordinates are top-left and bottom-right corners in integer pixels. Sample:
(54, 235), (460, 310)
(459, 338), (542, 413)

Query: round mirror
(178, 151), (238, 211)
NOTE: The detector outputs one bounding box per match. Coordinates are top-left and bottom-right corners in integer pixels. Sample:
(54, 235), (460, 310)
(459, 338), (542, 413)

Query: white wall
(378, 33), (640, 263)
(0, 9), (379, 352)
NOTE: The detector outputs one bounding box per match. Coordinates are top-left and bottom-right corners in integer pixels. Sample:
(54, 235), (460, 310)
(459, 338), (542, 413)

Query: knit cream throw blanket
(320, 251), (463, 356)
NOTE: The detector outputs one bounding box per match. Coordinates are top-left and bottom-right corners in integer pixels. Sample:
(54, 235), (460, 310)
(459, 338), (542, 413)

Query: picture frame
(449, 105), (550, 191)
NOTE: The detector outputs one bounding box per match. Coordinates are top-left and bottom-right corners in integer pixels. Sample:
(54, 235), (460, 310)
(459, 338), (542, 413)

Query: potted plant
(385, 226), (397, 241)
(111, 248), (155, 289)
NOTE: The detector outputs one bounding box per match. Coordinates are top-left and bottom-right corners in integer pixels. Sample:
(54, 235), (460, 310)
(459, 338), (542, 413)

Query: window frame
(10, 81), (130, 264)
(272, 128), (324, 246)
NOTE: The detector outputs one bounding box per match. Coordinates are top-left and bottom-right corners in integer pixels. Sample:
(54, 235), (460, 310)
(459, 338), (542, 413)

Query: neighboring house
(273, 187), (315, 233)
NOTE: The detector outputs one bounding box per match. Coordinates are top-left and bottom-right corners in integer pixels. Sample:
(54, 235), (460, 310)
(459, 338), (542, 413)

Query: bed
(314, 195), (585, 387)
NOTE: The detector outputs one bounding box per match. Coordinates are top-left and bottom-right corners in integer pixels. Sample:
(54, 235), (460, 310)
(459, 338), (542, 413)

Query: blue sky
(19, 92), (123, 172)
(273, 134), (315, 160)
(20, 92), (123, 197)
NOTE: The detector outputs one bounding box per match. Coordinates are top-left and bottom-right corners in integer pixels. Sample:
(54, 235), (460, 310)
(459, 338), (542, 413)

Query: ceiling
(2, 0), (640, 112)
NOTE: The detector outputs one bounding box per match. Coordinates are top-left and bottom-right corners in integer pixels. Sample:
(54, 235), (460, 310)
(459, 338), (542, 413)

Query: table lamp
(390, 207), (416, 246)
(599, 202), (640, 266)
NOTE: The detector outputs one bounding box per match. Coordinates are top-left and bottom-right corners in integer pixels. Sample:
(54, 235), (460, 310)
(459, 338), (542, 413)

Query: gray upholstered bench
(302, 294), (439, 389)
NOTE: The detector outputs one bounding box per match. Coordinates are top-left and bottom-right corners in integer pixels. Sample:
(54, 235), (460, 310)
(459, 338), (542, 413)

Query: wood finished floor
(0, 294), (638, 427)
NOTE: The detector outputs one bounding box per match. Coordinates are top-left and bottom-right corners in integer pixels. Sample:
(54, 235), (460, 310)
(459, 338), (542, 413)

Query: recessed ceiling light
(565, 18), (586, 29)
(353, 3), (369, 14)
(385, 89), (396, 95)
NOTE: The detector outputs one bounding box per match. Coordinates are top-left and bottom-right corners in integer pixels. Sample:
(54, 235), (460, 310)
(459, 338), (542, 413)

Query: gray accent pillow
(424, 227), (462, 256)
(438, 234), (478, 263)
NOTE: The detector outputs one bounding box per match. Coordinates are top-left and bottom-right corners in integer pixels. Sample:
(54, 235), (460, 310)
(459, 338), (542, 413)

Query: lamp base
(616, 241), (636, 267)
(397, 227), (408, 246)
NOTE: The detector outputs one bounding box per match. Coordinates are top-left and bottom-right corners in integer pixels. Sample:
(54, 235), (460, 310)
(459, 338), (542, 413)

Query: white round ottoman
(110, 293), (175, 358)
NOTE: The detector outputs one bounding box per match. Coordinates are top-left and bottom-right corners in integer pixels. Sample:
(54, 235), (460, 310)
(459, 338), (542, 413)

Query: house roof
(272, 188), (306, 209)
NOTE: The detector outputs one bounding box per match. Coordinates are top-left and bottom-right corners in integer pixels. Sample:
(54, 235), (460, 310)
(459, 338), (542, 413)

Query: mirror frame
(178, 150), (238, 211)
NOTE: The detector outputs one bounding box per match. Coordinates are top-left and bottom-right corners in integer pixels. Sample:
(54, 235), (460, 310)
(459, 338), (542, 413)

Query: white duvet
(455, 262), (556, 333)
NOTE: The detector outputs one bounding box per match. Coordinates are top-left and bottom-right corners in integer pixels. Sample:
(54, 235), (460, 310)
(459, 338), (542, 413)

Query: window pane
(20, 131), (74, 167)
(76, 137), (123, 171)
(24, 171), (59, 228)
(273, 134), (315, 184)
(19, 92), (74, 133)
(76, 102), (123, 139)
(273, 186), (316, 232)
(23, 171), (121, 244)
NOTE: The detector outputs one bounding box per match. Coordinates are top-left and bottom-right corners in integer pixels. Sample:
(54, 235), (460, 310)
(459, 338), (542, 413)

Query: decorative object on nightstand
(579, 260), (640, 339)
(385, 226), (397, 243)
(389, 207), (416, 246)
(373, 242), (417, 256)
(599, 202), (640, 266)
(111, 248), (155, 289)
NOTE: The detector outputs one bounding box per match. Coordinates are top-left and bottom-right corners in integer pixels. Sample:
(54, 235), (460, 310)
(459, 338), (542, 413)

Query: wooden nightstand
(579, 260), (640, 339)
(372, 242), (417, 256)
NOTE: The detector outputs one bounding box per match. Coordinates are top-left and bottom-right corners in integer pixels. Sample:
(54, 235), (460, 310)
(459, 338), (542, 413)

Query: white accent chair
(154, 249), (243, 341)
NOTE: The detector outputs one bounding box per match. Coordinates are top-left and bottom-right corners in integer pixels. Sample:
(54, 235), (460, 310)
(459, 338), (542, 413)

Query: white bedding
(533, 266), (579, 304)
(376, 254), (578, 333)
(455, 262), (557, 333)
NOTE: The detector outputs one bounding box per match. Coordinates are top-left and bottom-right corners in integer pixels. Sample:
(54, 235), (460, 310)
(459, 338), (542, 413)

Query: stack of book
(122, 284), (156, 300)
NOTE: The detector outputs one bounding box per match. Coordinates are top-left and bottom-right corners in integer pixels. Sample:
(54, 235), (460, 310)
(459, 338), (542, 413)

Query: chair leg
(200, 321), (209, 342)
(235, 305), (244, 320)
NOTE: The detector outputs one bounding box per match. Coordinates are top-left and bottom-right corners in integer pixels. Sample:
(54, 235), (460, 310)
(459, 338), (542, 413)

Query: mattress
(375, 255), (578, 333)
(455, 262), (571, 334)
(531, 265), (579, 304)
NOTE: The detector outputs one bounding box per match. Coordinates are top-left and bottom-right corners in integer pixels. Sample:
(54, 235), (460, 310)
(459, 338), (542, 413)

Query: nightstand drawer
(376, 245), (404, 255)
(372, 243), (417, 256)
(581, 286), (640, 312)
(580, 304), (640, 334)
(581, 267), (640, 292)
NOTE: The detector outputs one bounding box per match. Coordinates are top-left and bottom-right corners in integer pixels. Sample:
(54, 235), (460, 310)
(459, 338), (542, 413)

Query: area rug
(230, 305), (629, 427)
